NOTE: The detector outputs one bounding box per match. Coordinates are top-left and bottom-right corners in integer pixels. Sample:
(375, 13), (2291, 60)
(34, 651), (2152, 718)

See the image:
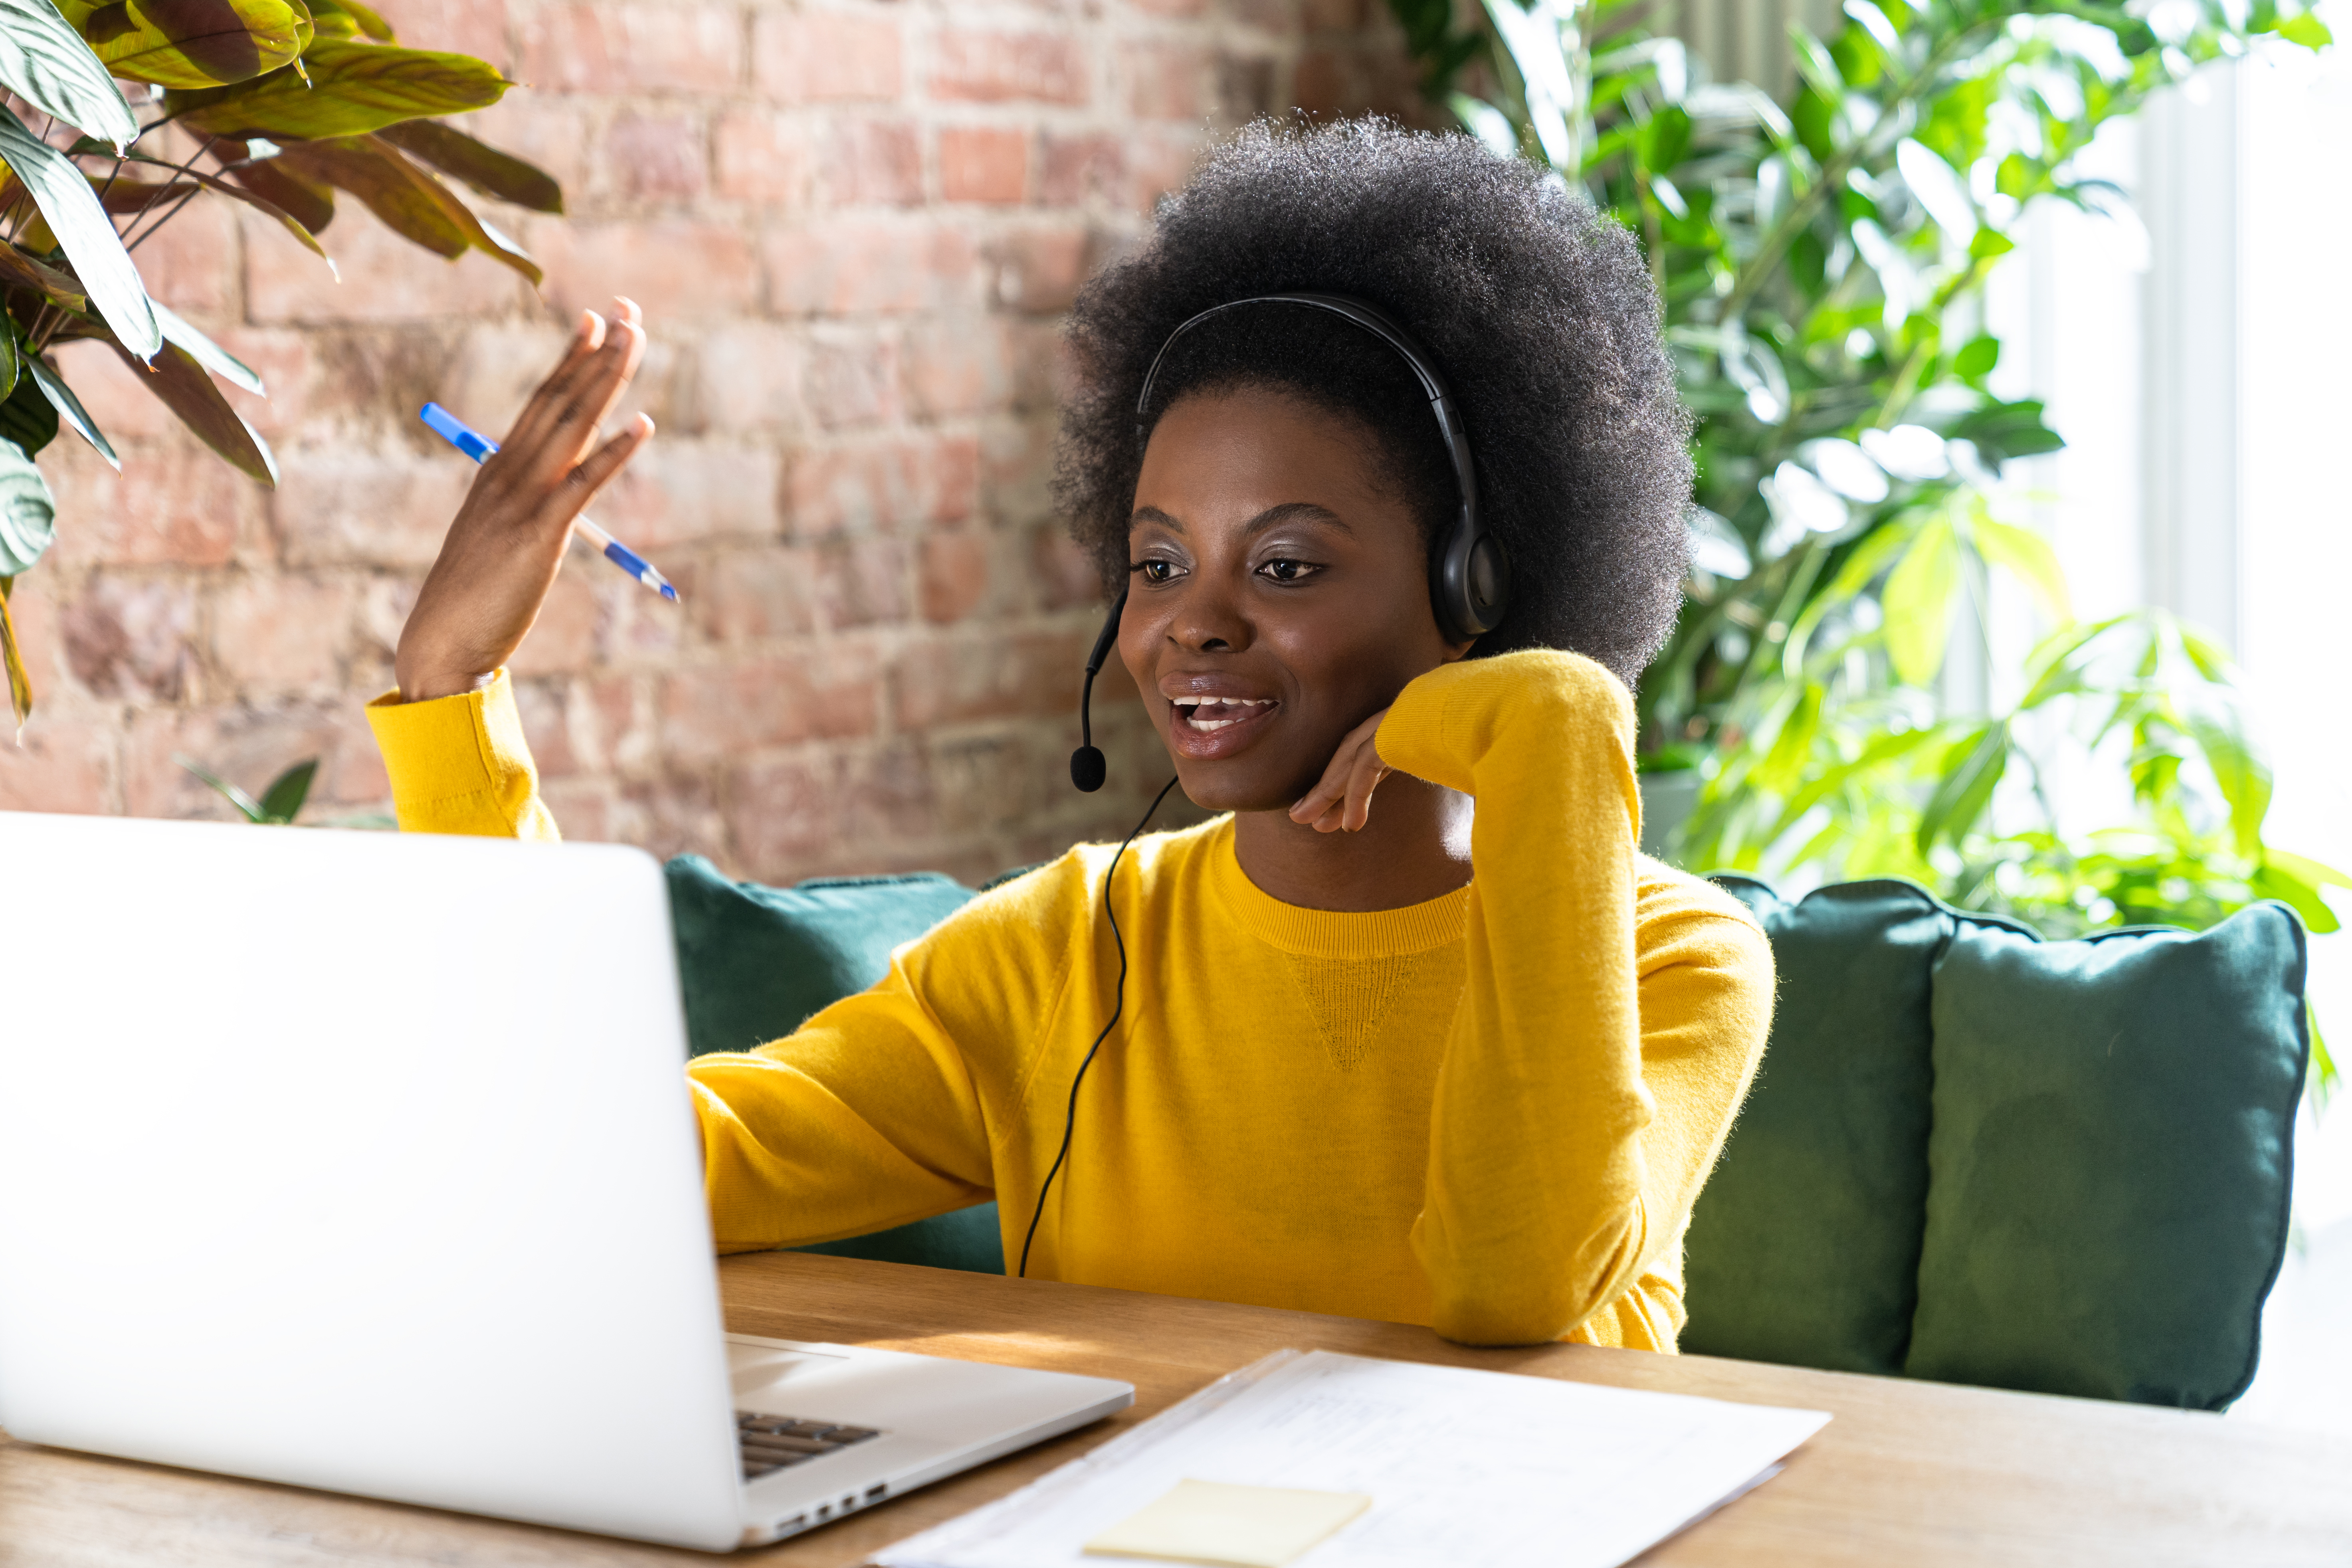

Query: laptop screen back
(0, 812), (745, 1551)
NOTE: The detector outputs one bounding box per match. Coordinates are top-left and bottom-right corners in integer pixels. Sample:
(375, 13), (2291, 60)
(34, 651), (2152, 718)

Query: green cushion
(1681, 879), (1946, 1374)
(664, 856), (974, 1058)
(1905, 904), (2309, 1408)
(662, 855), (1003, 1274)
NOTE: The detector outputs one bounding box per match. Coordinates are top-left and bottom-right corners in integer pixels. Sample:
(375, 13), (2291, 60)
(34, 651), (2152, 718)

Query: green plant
(178, 753), (317, 824)
(0, 0), (563, 731)
(1384, 0), (2343, 1097)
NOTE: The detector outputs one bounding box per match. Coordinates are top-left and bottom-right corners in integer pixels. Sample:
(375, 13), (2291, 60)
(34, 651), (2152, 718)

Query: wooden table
(4, 1253), (2346, 1566)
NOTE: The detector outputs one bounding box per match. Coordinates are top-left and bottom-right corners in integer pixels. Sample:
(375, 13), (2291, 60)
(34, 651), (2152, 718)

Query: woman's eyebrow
(1126, 502), (1354, 537)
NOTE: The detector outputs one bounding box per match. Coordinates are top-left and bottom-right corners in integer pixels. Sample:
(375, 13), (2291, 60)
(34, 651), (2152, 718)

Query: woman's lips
(1165, 697), (1281, 759)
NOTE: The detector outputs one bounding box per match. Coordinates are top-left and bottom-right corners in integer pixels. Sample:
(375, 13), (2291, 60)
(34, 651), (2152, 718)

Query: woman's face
(1121, 384), (1468, 813)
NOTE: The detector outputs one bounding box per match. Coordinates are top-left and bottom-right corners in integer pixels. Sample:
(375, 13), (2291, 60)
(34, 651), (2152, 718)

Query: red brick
(366, 0), (512, 71)
(987, 222), (1089, 314)
(1121, 41), (1209, 121)
(815, 118), (922, 208)
(892, 628), (1083, 728)
(929, 30), (1088, 105)
(919, 529), (989, 624)
(938, 127), (1028, 204)
(127, 195), (242, 320)
(518, 4), (741, 93)
(0, 715), (113, 813)
(242, 204), (530, 326)
(275, 448), (471, 570)
(540, 777), (617, 841)
(785, 433), (978, 536)
(713, 109), (814, 207)
(50, 447), (257, 569)
(511, 675), (583, 778)
(507, 569), (606, 677)
(1217, 51), (1279, 121)
(607, 114), (708, 203)
(529, 218), (759, 321)
(589, 440), (782, 549)
(1034, 522), (1111, 610)
(1131, 0), (1209, 16)
(691, 547), (819, 645)
(59, 576), (198, 701)
(209, 329), (317, 442)
(1298, 0), (1366, 28)
(684, 323), (807, 433)
(1229, 0), (1295, 29)
(900, 316), (1012, 418)
(455, 95), (595, 197)
(843, 735), (933, 843)
(211, 574), (364, 692)
(754, 10), (904, 103)
(726, 752), (848, 876)
(445, 321), (579, 443)
(806, 328), (905, 430)
(42, 340), (178, 445)
(121, 699), (355, 820)
(658, 644), (879, 763)
(615, 772), (726, 862)
(764, 217), (980, 315)
(812, 535), (910, 629)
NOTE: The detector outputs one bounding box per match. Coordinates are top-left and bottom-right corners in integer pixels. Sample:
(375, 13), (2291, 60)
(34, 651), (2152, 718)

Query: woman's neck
(1230, 774), (1474, 913)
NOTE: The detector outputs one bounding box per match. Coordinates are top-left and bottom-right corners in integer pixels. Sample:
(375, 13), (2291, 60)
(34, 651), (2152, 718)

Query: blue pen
(420, 402), (679, 603)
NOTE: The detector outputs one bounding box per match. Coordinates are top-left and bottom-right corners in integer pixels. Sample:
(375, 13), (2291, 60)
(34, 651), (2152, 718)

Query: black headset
(1069, 292), (1507, 795)
(1020, 296), (1504, 1278)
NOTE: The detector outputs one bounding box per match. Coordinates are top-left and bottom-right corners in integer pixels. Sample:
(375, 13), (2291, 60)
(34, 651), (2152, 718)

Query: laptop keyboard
(736, 1411), (885, 1481)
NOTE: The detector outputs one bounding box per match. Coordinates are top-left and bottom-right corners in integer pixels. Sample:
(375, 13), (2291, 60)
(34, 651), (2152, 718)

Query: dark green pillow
(664, 856), (974, 1057)
(1905, 904), (2309, 1408)
(662, 855), (1005, 1274)
(1682, 878), (1947, 1374)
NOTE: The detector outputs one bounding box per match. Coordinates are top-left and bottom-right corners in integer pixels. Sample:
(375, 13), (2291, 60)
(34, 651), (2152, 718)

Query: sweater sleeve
(1375, 649), (1773, 1346)
(364, 671), (562, 841)
(687, 855), (1090, 1253)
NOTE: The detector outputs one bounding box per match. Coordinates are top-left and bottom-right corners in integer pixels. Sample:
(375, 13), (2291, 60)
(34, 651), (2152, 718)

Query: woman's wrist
(395, 662), (498, 704)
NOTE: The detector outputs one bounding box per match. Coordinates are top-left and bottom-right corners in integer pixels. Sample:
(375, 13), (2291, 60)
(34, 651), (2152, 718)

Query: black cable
(1017, 774), (1182, 1279)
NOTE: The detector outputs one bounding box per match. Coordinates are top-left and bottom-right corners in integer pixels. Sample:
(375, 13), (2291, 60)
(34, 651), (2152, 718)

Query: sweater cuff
(364, 670), (552, 837)
(1374, 667), (1470, 794)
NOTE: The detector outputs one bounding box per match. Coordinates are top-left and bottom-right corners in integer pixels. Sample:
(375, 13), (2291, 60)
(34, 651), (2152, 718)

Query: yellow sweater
(366, 650), (1773, 1348)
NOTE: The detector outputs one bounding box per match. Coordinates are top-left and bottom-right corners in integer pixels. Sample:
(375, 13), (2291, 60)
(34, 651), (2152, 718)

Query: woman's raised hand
(1289, 707), (1392, 834)
(392, 299), (655, 703)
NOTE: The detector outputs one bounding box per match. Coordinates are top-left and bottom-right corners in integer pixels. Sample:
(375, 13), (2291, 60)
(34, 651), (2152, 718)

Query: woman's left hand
(1290, 708), (1392, 833)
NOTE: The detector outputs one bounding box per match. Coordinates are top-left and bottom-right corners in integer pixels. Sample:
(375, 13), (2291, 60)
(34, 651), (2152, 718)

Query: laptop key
(823, 1427), (880, 1443)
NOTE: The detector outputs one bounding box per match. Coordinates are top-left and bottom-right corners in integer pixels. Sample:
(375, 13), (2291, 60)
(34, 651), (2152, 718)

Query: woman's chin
(1160, 750), (1321, 818)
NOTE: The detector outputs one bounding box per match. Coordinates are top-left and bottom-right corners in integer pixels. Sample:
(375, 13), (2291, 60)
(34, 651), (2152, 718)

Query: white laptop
(0, 810), (1131, 1552)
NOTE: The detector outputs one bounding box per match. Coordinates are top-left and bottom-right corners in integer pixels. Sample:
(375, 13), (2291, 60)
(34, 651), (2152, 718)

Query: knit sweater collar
(1201, 816), (1471, 959)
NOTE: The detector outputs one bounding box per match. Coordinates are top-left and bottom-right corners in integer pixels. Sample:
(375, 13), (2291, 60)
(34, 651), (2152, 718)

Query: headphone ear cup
(1434, 515), (1507, 641)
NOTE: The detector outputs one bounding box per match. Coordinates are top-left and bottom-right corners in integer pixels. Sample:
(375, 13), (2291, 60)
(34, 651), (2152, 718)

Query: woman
(371, 121), (1772, 1350)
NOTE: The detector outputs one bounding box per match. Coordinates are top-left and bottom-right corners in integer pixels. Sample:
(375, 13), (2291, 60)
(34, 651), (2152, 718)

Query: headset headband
(1132, 292), (1480, 522)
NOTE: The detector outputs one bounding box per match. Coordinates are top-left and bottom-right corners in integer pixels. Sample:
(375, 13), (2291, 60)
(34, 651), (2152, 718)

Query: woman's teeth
(1176, 698), (1272, 732)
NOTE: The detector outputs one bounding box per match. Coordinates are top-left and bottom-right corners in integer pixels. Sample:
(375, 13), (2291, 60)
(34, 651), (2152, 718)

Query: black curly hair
(1052, 118), (1694, 686)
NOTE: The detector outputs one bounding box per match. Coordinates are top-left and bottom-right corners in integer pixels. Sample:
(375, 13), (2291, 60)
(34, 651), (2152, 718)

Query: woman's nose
(1166, 572), (1250, 653)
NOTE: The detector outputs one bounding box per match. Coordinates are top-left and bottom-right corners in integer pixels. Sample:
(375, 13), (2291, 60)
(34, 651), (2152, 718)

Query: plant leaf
(175, 752), (265, 820)
(1881, 513), (1960, 686)
(257, 754), (317, 822)
(2252, 862), (2342, 935)
(305, 0), (392, 40)
(108, 148), (335, 267)
(59, 0), (311, 88)
(106, 334), (277, 483)
(26, 354), (117, 467)
(151, 299), (263, 392)
(0, 0), (139, 147)
(0, 372), (58, 455)
(0, 572), (30, 731)
(278, 133), (539, 281)
(228, 148), (334, 232)
(2183, 710), (2273, 858)
(1968, 512), (2072, 623)
(0, 239), (87, 307)
(0, 435), (57, 573)
(0, 106), (159, 359)
(168, 39), (510, 140)
(377, 118), (562, 213)
(1915, 719), (2008, 855)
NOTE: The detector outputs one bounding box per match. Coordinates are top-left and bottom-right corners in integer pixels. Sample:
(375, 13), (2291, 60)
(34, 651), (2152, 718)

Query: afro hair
(1052, 117), (1694, 687)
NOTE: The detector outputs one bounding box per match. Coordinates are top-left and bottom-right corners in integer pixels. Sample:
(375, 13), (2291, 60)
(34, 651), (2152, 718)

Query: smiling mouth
(1173, 698), (1277, 732)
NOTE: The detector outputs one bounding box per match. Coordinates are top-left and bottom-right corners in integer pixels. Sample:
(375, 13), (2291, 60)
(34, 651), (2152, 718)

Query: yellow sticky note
(1083, 1479), (1372, 1568)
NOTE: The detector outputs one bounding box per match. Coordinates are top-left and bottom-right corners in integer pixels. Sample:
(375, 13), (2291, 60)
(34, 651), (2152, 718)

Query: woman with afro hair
(371, 119), (1773, 1350)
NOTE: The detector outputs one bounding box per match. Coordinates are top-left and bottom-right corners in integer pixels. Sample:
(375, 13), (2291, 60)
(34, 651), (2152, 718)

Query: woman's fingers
(544, 413), (655, 523)
(501, 308), (607, 457)
(1289, 709), (1391, 833)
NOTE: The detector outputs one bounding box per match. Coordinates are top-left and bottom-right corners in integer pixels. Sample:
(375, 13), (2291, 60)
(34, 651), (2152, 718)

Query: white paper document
(876, 1349), (1830, 1568)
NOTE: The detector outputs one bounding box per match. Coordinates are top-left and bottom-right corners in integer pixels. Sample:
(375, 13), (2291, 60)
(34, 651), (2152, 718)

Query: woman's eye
(1258, 558), (1319, 583)
(1131, 559), (1181, 584)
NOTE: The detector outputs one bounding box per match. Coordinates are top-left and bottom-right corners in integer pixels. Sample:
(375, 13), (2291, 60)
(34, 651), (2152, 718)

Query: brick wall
(0, 0), (1418, 885)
